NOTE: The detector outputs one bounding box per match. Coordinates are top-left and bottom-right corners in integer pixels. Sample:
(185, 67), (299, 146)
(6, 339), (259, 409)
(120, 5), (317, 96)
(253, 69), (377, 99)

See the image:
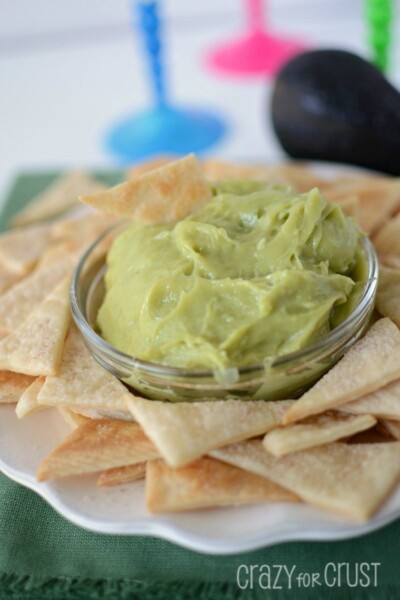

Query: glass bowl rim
(70, 222), (379, 380)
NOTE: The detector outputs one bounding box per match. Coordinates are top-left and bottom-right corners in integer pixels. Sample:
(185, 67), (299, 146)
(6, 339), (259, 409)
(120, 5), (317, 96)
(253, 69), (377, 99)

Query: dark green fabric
(0, 172), (399, 600)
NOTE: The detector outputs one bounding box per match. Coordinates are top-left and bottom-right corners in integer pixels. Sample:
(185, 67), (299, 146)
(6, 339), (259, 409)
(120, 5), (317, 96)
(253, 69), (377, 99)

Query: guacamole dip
(98, 182), (362, 370)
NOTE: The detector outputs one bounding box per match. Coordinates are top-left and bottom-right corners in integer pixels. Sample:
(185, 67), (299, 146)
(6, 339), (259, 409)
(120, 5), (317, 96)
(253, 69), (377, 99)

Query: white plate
(1, 404), (399, 555)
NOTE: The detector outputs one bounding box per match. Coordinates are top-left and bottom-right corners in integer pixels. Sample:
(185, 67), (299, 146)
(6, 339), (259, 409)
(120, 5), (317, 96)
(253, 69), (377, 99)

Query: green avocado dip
(97, 181), (364, 371)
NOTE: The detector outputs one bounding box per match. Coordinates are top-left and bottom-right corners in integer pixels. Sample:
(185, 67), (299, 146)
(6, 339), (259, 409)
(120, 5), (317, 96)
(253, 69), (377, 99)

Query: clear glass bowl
(70, 222), (378, 402)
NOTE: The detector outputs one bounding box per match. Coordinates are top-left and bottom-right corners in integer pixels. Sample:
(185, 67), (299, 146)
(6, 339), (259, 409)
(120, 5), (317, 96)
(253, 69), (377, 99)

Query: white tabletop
(1, 0), (399, 207)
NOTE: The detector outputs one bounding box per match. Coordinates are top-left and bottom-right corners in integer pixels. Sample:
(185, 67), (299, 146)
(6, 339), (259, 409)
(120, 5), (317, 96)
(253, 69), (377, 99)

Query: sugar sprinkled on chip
(37, 327), (129, 411)
(263, 413), (376, 456)
(125, 394), (294, 467)
(146, 456), (298, 513)
(211, 439), (400, 520)
(80, 154), (212, 223)
(37, 419), (160, 481)
(0, 276), (71, 376)
(283, 319), (400, 424)
(339, 378), (400, 420)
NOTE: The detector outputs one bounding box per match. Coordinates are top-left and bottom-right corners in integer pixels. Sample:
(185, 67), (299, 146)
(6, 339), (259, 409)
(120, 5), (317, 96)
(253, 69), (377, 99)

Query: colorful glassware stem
(205, 0), (306, 77)
(365, 0), (393, 71)
(106, 1), (226, 162)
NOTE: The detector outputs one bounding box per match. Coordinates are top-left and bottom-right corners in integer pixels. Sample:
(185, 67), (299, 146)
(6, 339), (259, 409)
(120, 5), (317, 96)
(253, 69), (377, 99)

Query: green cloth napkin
(0, 172), (399, 600)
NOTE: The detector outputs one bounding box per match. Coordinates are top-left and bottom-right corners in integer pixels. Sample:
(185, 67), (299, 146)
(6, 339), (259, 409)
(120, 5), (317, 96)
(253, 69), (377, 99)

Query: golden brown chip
(0, 258), (72, 338)
(339, 378), (400, 420)
(0, 277), (71, 376)
(379, 420), (400, 440)
(11, 171), (106, 227)
(37, 327), (129, 411)
(125, 394), (294, 467)
(146, 456), (298, 513)
(323, 177), (400, 234)
(0, 223), (52, 275)
(80, 154), (212, 223)
(263, 413), (376, 457)
(0, 264), (24, 296)
(283, 319), (400, 424)
(57, 406), (90, 429)
(37, 419), (159, 481)
(373, 212), (400, 256)
(0, 370), (35, 403)
(201, 160), (325, 192)
(375, 266), (400, 327)
(97, 462), (147, 487)
(51, 212), (117, 246)
(127, 156), (173, 179)
(211, 439), (400, 520)
(15, 377), (46, 418)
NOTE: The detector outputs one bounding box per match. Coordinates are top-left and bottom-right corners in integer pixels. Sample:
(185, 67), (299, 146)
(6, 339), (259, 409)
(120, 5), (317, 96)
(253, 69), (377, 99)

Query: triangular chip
(263, 413), (376, 457)
(97, 462), (147, 487)
(0, 257), (72, 338)
(37, 419), (159, 481)
(0, 371), (35, 403)
(380, 420), (400, 440)
(80, 154), (212, 223)
(283, 319), (400, 424)
(0, 223), (52, 274)
(211, 439), (400, 520)
(339, 378), (400, 420)
(375, 266), (400, 327)
(0, 277), (71, 376)
(125, 394), (294, 467)
(37, 327), (128, 411)
(15, 377), (46, 418)
(146, 456), (298, 513)
(11, 171), (106, 227)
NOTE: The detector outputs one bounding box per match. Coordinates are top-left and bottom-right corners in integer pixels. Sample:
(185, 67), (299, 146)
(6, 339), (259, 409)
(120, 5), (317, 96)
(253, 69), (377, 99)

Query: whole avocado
(271, 49), (400, 175)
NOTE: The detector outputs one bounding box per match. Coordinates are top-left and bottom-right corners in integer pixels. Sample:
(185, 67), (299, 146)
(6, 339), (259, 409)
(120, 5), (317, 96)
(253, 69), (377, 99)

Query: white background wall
(1, 0), (399, 204)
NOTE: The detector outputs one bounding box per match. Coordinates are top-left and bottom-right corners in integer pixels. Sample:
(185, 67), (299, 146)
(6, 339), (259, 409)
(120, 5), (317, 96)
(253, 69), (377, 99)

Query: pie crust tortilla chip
(322, 177), (400, 235)
(263, 413), (376, 457)
(37, 327), (128, 411)
(0, 370), (35, 404)
(339, 378), (400, 420)
(0, 276), (71, 376)
(80, 154), (212, 223)
(0, 223), (52, 275)
(15, 376), (46, 418)
(57, 406), (90, 429)
(373, 212), (400, 256)
(97, 462), (147, 487)
(283, 319), (400, 424)
(11, 171), (106, 227)
(201, 160), (325, 192)
(127, 156), (173, 179)
(211, 439), (400, 520)
(146, 456), (298, 513)
(125, 394), (294, 467)
(37, 419), (160, 481)
(0, 264), (24, 296)
(0, 257), (72, 338)
(375, 266), (400, 328)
